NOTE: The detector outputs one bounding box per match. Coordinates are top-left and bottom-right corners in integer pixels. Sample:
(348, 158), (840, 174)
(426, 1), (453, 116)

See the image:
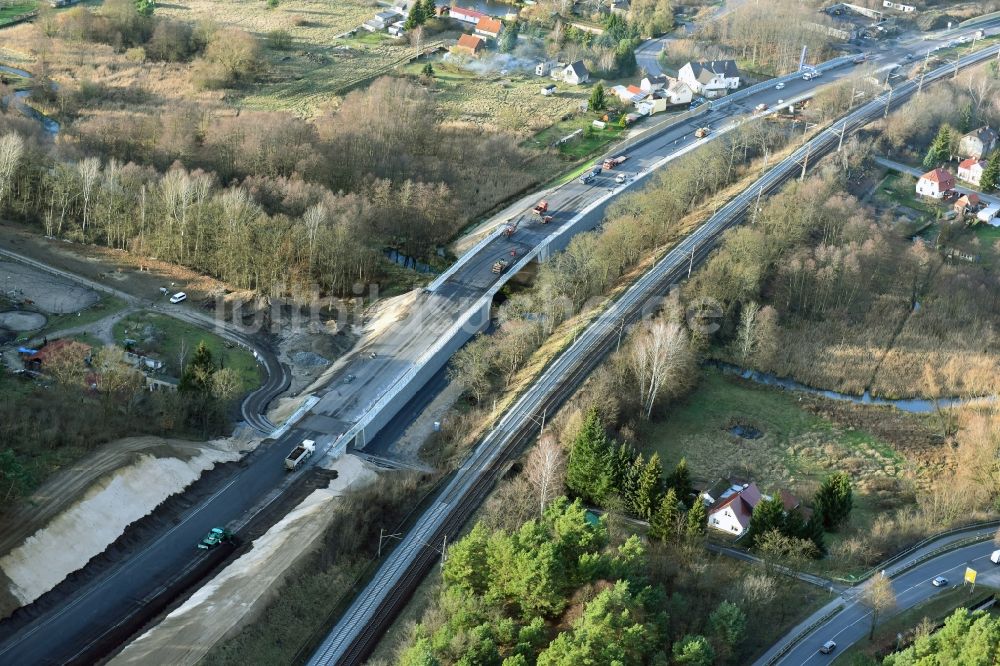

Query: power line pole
(837, 122), (848, 152)
(883, 86), (893, 118)
(800, 143), (811, 181)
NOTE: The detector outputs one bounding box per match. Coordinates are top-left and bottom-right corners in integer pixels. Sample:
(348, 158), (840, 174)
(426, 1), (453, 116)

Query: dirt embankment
(110, 455), (378, 666)
(0, 434), (258, 620)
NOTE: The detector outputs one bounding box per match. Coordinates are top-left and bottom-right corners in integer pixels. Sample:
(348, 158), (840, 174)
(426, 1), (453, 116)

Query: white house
(449, 5), (487, 23)
(958, 157), (986, 187)
(535, 60), (556, 76)
(958, 126), (998, 160)
(640, 74), (668, 92)
(560, 60), (590, 86)
(678, 60), (740, 98)
(977, 203), (1000, 226)
(707, 483), (761, 536)
(663, 78), (693, 105)
(636, 97), (667, 116)
(916, 168), (955, 198)
(362, 18), (385, 32)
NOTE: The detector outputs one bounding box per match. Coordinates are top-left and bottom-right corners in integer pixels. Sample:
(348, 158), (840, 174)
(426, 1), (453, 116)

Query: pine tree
(608, 442), (634, 491)
(422, 0), (436, 19)
(980, 151), (1000, 191)
(814, 472), (853, 531)
(960, 102), (973, 134)
(404, 1), (426, 29)
(666, 458), (693, 506)
(747, 496), (786, 546)
(179, 341), (215, 395)
(566, 408), (613, 504)
(421, 62), (434, 78)
(628, 453), (663, 520)
(686, 497), (707, 538)
(923, 125), (953, 169)
(499, 21), (519, 53)
(589, 82), (606, 111)
(649, 488), (680, 541)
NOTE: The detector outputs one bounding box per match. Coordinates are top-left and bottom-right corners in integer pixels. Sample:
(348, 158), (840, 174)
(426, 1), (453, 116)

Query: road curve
(305, 40), (1000, 666)
(0, 244), (286, 433)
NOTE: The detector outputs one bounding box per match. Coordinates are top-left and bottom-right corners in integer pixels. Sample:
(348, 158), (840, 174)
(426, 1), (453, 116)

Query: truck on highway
(285, 439), (315, 471)
(492, 258), (509, 274)
(602, 155), (628, 170)
(532, 200), (549, 215)
(695, 127), (710, 138)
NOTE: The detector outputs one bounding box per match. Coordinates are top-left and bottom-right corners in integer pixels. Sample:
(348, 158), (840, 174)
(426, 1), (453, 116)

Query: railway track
(307, 42), (1000, 666)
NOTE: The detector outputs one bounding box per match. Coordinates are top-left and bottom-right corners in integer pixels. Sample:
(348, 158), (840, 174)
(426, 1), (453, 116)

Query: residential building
(958, 126), (998, 159)
(362, 18), (386, 32)
(475, 16), (502, 39)
(662, 78), (693, 106)
(449, 5), (487, 23)
(707, 483), (762, 536)
(954, 193), (980, 216)
(915, 167), (955, 198)
(678, 60), (740, 99)
(640, 74), (668, 92)
(455, 33), (485, 56)
(535, 60), (556, 76)
(22, 338), (91, 373)
(958, 157), (986, 186)
(977, 203), (1000, 226)
(560, 60), (590, 85)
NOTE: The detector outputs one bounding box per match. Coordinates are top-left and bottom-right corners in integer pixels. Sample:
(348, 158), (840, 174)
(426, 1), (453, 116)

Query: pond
(710, 361), (986, 414)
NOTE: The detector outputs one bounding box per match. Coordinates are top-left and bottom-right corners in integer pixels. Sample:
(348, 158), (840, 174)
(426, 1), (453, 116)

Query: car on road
(819, 640), (837, 654)
(754, 103), (768, 113)
(932, 576), (948, 587)
(615, 173), (628, 184)
(169, 291), (187, 304)
(344, 374), (356, 383)
(775, 81), (785, 90)
(197, 527), (232, 550)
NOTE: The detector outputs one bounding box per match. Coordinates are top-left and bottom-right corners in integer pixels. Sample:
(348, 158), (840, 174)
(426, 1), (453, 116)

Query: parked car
(932, 576), (948, 587)
(819, 640), (837, 654)
(169, 291), (187, 304)
(775, 82), (785, 90)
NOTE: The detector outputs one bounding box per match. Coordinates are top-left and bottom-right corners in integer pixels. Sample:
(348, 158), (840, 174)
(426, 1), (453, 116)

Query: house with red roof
(954, 192), (980, 216)
(455, 33), (485, 57)
(449, 5), (487, 23)
(475, 16), (502, 39)
(957, 157), (986, 187)
(23, 338), (92, 373)
(916, 167), (955, 199)
(707, 482), (762, 536)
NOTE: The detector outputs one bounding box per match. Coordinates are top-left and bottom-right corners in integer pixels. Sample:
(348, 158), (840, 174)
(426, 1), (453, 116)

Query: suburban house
(662, 78), (694, 105)
(640, 74), (668, 92)
(915, 167), (955, 198)
(362, 18), (385, 31)
(706, 482), (762, 536)
(954, 193), (980, 216)
(455, 33), (485, 56)
(535, 60), (556, 76)
(449, 5), (487, 23)
(21, 338), (92, 373)
(978, 202), (1000, 226)
(958, 157), (986, 186)
(363, 10), (401, 31)
(557, 60), (590, 85)
(636, 97), (667, 116)
(475, 16), (502, 39)
(678, 60), (740, 98)
(958, 126), (998, 159)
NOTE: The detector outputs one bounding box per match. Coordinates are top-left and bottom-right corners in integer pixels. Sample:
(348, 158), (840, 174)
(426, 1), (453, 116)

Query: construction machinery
(197, 527), (234, 550)
(284, 439), (316, 471)
(532, 200), (549, 215)
(602, 155), (628, 170)
(492, 258), (509, 274)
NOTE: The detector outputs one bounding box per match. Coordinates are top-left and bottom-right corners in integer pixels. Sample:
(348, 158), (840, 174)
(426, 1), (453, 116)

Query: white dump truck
(285, 439), (315, 471)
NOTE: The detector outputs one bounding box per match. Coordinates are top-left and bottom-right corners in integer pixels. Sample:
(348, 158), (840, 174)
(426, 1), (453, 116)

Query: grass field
(112, 311), (261, 390)
(640, 370), (908, 491)
(0, 1), (36, 26)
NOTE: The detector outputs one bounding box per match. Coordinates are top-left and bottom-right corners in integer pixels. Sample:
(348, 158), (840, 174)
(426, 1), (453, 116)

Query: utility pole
(540, 407), (546, 432)
(440, 534), (447, 569)
(616, 317), (625, 352)
(751, 185), (764, 225)
(883, 85), (893, 118)
(800, 143), (811, 181)
(837, 122), (848, 152)
(798, 44), (808, 71)
(688, 246), (695, 277)
(918, 50), (930, 93)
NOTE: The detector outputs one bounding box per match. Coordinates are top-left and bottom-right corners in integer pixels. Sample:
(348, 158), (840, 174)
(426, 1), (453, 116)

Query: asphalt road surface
(767, 538), (1000, 666)
(2, 18), (997, 663)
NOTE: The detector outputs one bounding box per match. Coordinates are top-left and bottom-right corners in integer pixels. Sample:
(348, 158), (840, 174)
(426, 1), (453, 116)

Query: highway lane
(771, 539), (1000, 665)
(2, 21), (994, 663)
(306, 38), (1000, 666)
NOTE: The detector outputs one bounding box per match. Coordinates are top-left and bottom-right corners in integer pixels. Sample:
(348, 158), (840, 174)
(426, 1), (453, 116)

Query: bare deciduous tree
(860, 572), (896, 640)
(0, 132), (24, 211)
(628, 318), (696, 419)
(525, 435), (566, 516)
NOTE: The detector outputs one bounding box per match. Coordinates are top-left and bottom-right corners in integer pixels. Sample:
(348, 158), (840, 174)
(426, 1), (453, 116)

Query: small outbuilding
(455, 33), (485, 56)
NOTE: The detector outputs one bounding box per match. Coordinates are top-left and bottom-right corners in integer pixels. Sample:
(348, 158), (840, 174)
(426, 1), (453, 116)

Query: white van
(991, 549), (1000, 565)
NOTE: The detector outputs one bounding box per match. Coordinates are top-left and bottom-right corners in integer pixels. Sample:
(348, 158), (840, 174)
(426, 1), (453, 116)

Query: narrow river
(1, 64), (60, 135)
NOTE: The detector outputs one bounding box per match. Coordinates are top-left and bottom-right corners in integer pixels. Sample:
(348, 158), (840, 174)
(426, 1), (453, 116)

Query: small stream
(1, 64), (60, 135)
(711, 360), (988, 414)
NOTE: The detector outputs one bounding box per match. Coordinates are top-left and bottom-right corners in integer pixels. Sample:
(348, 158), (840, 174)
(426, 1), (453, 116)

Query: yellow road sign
(965, 567), (977, 584)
